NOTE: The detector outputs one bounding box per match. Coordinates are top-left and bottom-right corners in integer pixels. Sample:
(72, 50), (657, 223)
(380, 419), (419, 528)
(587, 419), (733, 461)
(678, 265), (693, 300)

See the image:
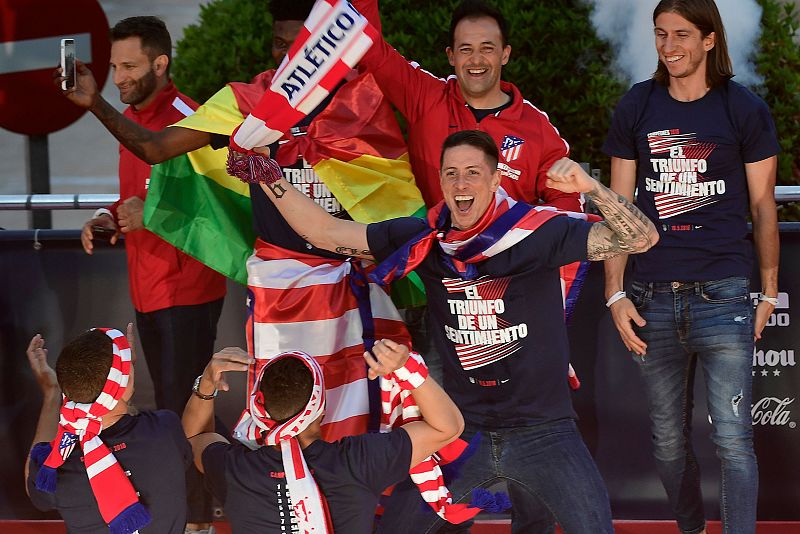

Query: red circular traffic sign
(0, 0), (110, 135)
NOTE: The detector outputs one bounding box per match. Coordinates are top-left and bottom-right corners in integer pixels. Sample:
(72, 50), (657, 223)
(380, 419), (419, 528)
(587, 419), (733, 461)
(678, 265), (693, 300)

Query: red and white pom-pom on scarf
(227, 0), (378, 184)
(249, 351), (332, 534)
(35, 328), (150, 534)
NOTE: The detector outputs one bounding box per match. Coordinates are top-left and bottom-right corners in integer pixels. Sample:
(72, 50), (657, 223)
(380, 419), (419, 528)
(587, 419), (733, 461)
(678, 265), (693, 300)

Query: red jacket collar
(126, 80), (180, 122)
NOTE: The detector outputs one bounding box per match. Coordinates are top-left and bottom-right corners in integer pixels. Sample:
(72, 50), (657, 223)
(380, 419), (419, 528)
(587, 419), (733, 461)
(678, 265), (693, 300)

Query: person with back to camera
(182, 338), (464, 533)
(25, 324), (193, 534)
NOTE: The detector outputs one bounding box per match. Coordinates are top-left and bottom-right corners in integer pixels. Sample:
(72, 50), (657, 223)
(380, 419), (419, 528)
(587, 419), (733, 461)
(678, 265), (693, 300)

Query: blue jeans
(629, 277), (758, 534)
(377, 419), (612, 534)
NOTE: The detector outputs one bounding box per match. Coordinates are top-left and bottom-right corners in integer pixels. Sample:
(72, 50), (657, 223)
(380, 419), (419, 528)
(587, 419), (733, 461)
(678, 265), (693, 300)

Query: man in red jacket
(357, 0), (583, 213)
(58, 17), (226, 534)
(354, 2), (589, 532)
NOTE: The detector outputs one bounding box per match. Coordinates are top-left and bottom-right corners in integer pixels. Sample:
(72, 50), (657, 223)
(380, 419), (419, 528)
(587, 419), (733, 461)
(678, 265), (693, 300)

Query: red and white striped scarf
(250, 351), (333, 534)
(235, 243), (486, 524)
(231, 0), (378, 152)
(380, 354), (499, 525)
(35, 328), (150, 534)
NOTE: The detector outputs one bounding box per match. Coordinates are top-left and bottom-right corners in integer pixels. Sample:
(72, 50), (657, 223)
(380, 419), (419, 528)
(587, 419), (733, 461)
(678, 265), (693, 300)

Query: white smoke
(588, 0), (764, 87)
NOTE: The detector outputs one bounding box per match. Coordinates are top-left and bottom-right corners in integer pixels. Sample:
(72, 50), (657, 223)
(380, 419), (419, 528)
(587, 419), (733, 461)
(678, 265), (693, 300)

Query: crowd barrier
(0, 226), (797, 522)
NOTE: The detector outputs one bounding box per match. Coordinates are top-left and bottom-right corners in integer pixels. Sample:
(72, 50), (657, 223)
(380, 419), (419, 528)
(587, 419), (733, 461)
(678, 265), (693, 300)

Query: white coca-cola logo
(751, 397), (796, 428)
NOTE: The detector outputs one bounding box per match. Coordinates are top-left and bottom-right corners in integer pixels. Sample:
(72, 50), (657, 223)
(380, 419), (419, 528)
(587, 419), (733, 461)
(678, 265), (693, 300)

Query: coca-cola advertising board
(751, 275), (799, 516)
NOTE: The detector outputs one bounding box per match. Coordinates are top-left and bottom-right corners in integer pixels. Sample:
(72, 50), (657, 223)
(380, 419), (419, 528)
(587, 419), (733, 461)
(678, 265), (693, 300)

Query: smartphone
(91, 225), (116, 241)
(60, 38), (76, 90)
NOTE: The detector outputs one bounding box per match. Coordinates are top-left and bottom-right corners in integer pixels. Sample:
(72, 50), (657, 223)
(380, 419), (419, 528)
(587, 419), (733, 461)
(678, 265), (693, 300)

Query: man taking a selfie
(56, 16), (225, 534)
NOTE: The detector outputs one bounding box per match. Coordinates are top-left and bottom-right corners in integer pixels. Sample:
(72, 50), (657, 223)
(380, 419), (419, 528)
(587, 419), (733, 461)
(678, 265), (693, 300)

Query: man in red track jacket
(357, 0), (583, 213)
(58, 17), (226, 534)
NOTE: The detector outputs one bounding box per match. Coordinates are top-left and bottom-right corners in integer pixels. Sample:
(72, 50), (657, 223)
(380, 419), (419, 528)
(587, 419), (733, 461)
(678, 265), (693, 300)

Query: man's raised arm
(182, 347), (252, 472)
(363, 340), (464, 469)
(258, 173), (373, 259)
(545, 158), (659, 260)
(55, 61), (210, 164)
(23, 335), (61, 497)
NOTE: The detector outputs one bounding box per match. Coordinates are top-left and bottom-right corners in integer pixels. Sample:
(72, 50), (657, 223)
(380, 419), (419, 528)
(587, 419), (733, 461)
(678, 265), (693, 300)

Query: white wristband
(606, 291), (627, 308)
(758, 293), (779, 306)
(92, 208), (113, 220)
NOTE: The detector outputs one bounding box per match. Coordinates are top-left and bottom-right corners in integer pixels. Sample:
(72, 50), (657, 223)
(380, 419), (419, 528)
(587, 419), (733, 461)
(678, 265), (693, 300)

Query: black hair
(449, 0), (509, 48)
(56, 330), (113, 404)
(440, 129), (499, 171)
(269, 0), (316, 22)
(259, 357), (314, 423)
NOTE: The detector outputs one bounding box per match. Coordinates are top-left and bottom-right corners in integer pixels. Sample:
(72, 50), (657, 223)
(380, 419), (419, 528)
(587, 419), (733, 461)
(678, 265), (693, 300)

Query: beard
(118, 68), (159, 107)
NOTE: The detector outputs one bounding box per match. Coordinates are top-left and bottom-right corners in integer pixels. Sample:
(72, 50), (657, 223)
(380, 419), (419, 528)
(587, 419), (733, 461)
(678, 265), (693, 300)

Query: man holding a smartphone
(57, 16), (225, 534)
(56, 0), (426, 445)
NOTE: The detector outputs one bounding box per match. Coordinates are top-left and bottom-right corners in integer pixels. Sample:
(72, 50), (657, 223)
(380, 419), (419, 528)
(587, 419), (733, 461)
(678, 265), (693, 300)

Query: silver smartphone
(60, 38), (76, 90)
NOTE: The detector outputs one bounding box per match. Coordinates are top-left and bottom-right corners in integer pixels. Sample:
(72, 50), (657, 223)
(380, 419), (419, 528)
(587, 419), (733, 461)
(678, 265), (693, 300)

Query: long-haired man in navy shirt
(602, 1), (780, 533)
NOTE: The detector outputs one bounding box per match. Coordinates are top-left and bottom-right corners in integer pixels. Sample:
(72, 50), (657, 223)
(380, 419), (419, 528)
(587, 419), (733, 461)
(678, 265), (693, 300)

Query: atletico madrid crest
(58, 432), (78, 460)
(501, 135), (525, 162)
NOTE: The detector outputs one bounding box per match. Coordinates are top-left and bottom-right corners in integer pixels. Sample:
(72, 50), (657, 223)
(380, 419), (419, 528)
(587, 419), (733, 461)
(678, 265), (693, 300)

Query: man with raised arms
(247, 129), (658, 533)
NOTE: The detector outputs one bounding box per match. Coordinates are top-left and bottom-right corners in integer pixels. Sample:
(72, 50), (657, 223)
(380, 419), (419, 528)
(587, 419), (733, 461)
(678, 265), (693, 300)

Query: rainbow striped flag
(143, 144), (254, 284)
(143, 70), (426, 291)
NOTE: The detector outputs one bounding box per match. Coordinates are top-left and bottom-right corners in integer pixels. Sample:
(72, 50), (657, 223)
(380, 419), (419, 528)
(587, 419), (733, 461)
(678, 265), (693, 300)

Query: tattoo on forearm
(335, 246), (371, 257)
(586, 183), (656, 260)
(266, 182), (287, 199)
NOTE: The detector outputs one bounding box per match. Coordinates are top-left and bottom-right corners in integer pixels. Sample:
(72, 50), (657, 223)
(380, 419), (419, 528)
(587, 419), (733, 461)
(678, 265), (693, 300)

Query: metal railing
(2, 187), (800, 211)
(0, 194), (118, 210)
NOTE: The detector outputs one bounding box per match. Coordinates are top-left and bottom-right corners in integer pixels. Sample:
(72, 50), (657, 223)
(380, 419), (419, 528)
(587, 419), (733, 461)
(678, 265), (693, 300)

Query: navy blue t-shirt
(603, 79), (780, 281)
(202, 429), (411, 533)
(27, 410), (192, 534)
(368, 215), (592, 428)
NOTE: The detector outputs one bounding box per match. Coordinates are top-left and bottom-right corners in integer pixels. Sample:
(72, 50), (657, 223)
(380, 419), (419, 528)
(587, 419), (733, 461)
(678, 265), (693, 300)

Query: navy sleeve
(731, 87), (780, 163)
(345, 428), (412, 493)
(202, 442), (230, 504)
(603, 82), (649, 160)
(523, 216), (592, 270)
(367, 217), (429, 263)
(26, 443), (56, 512)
